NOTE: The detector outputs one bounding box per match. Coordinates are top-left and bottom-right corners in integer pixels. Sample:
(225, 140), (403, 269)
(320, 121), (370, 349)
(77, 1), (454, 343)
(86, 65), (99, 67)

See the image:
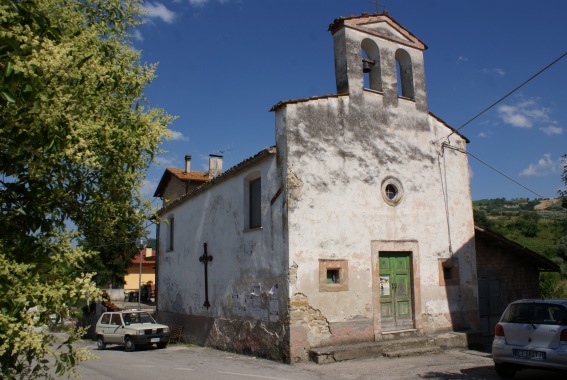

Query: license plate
(513, 349), (546, 360)
(150, 338), (160, 343)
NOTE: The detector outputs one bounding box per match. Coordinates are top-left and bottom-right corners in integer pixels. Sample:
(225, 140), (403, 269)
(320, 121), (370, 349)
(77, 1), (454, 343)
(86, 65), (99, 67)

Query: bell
(362, 58), (375, 73)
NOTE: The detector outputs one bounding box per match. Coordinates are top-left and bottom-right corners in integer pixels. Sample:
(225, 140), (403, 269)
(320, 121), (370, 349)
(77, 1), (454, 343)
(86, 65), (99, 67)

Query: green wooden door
(379, 252), (413, 332)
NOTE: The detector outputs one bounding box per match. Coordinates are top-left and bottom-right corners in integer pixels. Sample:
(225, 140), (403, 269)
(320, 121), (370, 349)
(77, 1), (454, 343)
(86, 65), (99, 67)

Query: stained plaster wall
(157, 155), (291, 361)
(162, 177), (187, 205)
(275, 36), (478, 359)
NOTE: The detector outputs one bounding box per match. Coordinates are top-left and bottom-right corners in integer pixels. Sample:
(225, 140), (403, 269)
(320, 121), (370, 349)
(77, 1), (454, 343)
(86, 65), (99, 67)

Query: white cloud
(477, 131), (488, 138)
(132, 29), (144, 42)
(498, 104), (532, 128)
(140, 179), (159, 198)
(141, 2), (176, 23)
(188, 0), (231, 7)
(156, 155), (175, 167)
(540, 125), (563, 136)
(497, 98), (553, 129)
(482, 68), (506, 76)
(519, 154), (562, 177)
(170, 130), (190, 141)
(457, 56), (468, 63)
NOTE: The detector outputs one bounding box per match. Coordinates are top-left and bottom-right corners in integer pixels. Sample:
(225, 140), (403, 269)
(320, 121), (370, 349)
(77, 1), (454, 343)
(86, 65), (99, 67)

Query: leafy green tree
(561, 155), (567, 210)
(541, 155), (567, 296)
(0, 0), (172, 378)
(515, 211), (540, 238)
(540, 271), (567, 298)
(473, 209), (494, 229)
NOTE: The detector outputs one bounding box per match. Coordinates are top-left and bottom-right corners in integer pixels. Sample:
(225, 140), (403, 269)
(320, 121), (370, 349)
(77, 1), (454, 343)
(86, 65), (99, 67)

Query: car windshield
(501, 303), (567, 326)
(122, 312), (156, 325)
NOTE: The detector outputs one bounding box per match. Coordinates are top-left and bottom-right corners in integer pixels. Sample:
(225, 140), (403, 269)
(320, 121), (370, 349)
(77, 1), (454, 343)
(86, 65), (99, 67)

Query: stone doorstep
(309, 332), (472, 364)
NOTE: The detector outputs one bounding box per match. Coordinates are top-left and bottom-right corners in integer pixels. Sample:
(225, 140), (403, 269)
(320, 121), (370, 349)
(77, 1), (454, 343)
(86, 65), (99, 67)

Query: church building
(154, 12), (479, 363)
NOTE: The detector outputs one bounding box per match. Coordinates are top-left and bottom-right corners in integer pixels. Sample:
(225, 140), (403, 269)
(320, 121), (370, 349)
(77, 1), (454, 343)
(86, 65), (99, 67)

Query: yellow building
(124, 248), (156, 301)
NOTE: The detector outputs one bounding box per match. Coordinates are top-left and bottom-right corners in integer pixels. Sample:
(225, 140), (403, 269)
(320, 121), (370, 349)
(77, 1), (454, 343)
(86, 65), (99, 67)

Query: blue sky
(135, 0), (566, 207)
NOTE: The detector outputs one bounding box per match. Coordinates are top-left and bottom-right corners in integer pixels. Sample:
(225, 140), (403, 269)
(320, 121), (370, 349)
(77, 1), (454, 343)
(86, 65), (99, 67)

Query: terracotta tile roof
(131, 251), (156, 265)
(167, 167), (209, 181)
(157, 147), (277, 215)
(153, 167), (210, 198)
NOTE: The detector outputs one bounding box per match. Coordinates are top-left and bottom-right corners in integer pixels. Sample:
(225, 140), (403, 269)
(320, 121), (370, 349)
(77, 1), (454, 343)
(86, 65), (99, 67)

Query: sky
(133, 0), (567, 208)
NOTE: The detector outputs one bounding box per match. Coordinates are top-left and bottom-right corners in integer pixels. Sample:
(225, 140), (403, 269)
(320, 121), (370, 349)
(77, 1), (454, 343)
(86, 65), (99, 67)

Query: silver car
(492, 299), (567, 378)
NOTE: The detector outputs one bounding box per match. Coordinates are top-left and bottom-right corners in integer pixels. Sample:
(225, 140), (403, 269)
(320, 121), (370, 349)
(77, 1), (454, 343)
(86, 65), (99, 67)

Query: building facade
(155, 12), (479, 363)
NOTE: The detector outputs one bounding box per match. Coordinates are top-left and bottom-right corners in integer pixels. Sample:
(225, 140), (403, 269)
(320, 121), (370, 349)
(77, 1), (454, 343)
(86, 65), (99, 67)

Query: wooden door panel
(379, 252), (413, 331)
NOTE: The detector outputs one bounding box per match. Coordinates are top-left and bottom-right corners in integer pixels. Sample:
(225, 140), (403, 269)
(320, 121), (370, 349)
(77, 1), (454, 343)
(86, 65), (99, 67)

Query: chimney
(184, 154), (191, 173)
(145, 247), (153, 258)
(208, 154), (223, 179)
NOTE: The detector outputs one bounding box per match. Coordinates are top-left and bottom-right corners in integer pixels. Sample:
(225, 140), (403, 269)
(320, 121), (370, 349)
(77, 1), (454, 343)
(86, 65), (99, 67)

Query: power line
(442, 143), (545, 198)
(436, 51), (567, 143)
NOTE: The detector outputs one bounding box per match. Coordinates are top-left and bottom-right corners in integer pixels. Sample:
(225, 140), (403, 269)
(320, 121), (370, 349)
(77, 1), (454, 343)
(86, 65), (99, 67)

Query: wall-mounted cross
(199, 242), (213, 309)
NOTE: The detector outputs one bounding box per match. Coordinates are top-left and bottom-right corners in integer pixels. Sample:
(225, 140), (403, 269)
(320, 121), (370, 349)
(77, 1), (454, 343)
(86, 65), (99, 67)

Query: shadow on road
(417, 365), (494, 379)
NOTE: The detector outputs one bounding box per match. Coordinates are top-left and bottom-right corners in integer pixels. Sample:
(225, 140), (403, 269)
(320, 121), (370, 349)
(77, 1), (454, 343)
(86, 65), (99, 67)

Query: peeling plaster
(290, 293), (331, 338)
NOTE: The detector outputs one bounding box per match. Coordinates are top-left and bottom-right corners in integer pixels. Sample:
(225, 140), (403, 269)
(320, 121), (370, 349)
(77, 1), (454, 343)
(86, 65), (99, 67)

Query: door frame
(371, 240), (422, 338)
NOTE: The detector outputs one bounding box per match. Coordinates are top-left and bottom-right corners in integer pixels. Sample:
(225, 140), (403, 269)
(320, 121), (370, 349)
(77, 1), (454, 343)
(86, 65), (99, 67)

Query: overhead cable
(442, 143), (545, 198)
(436, 51), (567, 143)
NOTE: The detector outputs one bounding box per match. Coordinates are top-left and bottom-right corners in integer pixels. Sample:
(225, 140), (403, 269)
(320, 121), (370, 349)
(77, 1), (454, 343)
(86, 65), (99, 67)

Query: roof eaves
(270, 93), (349, 112)
(429, 112), (470, 143)
(153, 169), (175, 198)
(474, 225), (560, 272)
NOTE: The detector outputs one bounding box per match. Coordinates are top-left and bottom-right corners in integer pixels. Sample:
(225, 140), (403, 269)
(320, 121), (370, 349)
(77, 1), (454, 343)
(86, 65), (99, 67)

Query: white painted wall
(157, 154), (287, 319)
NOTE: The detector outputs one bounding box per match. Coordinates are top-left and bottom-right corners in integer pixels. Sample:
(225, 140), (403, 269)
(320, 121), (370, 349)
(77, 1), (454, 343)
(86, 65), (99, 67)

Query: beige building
(155, 12), (479, 363)
(124, 248), (156, 299)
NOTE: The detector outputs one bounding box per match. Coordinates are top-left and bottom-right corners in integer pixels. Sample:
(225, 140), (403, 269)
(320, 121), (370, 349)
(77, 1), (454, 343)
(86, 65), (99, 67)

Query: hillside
(472, 198), (565, 256)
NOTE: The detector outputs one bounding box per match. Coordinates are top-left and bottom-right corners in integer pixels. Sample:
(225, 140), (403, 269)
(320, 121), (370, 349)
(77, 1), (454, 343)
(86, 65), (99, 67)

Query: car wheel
(495, 363), (516, 379)
(124, 337), (136, 352)
(96, 336), (106, 350)
(156, 342), (167, 349)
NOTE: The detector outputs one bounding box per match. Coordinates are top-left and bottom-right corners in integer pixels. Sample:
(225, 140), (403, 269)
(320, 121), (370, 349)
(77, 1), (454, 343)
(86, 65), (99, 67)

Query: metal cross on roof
(369, 0), (385, 13)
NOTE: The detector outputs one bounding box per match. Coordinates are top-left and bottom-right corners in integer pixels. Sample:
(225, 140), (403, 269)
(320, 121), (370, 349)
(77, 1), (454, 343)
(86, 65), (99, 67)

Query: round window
(381, 177), (404, 206)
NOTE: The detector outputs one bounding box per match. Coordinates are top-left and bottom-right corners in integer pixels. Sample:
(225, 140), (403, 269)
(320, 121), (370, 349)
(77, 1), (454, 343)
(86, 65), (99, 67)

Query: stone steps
(309, 331), (473, 364)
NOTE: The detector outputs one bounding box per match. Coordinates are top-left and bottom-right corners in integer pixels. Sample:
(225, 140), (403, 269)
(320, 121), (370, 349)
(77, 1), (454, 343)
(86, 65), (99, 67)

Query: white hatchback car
(95, 310), (170, 352)
(492, 299), (567, 378)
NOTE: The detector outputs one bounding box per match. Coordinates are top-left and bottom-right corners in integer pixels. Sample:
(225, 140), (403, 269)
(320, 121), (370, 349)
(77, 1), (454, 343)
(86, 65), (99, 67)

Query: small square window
(443, 267), (453, 280)
(438, 258), (459, 286)
(327, 269), (340, 284)
(319, 259), (348, 292)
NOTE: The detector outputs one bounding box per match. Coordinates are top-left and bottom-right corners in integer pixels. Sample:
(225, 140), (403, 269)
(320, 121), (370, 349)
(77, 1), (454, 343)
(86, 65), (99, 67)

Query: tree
(0, 1), (172, 378)
(561, 155), (567, 210)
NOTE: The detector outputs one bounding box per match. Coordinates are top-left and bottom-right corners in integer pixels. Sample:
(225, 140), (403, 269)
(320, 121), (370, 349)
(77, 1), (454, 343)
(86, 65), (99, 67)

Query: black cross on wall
(199, 242), (213, 309)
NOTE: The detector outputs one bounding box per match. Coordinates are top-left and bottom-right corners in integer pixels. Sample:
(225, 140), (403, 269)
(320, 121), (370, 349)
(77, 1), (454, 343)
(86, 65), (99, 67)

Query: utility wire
(436, 51), (567, 143)
(443, 143), (545, 198)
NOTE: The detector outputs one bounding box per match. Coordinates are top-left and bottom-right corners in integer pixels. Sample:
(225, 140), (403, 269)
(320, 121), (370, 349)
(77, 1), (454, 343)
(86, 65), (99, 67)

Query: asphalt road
(71, 340), (565, 380)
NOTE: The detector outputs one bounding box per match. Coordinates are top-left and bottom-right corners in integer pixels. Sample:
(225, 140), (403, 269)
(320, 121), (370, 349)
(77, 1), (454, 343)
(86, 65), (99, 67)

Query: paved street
(70, 339), (565, 380)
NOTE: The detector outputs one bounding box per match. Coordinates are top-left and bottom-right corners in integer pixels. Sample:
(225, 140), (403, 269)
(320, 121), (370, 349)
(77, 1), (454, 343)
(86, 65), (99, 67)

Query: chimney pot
(185, 154), (192, 173)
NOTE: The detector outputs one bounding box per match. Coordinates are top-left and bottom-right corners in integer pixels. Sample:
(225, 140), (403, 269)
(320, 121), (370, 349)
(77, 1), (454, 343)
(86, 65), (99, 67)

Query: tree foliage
(0, 0), (172, 377)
